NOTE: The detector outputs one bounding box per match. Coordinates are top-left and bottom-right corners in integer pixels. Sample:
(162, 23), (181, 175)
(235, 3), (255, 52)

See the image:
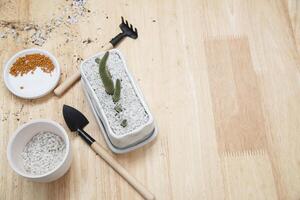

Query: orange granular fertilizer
(9, 54), (55, 76)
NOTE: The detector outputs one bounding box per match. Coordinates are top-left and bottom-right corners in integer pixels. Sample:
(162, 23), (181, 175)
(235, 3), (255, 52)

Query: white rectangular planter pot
(80, 49), (157, 153)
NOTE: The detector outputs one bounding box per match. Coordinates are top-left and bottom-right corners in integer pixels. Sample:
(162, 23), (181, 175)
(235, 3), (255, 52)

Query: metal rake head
(120, 16), (138, 39)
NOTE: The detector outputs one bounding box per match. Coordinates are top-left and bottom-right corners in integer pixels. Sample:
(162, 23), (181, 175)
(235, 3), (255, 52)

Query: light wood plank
(1, 0), (300, 199)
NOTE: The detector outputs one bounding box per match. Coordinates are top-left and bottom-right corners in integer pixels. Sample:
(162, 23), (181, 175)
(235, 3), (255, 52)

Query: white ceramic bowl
(7, 119), (72, 182)
(3, 48), (60, 99)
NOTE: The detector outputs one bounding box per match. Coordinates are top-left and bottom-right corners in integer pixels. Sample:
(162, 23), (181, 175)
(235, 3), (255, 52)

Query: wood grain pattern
(287, 0), (300, 52)
(205, 37), (267, 153)
(221, 152), (278, 200)
(1, 0), (300, 199)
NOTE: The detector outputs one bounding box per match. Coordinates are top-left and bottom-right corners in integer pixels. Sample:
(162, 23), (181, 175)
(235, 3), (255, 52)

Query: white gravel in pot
(21, 131), (66, 175)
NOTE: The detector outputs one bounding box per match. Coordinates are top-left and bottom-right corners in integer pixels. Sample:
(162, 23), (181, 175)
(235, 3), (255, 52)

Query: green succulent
(121, 119), (127, 127)
(97, 51), (126, 128)
(98, 52), (114, 95)
(114, 104), (123, 113)
(112, 79), (121, 103)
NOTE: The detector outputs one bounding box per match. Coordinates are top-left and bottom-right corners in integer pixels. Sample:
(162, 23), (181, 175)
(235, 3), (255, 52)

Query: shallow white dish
(3, 48), (60, 99)
(7, 119), (72, 182)
(80, 49), (157, 152)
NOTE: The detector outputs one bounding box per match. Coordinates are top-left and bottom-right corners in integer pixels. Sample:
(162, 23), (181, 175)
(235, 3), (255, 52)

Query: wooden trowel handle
(91, 142), (155, 200)
(54, 71), (81, 96)
(54, 43), (113, 96)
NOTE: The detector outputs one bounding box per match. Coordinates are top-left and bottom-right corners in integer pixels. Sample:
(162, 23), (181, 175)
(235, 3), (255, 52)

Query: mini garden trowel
(54, 17), (138, 96)
(62, 105), (154, 200)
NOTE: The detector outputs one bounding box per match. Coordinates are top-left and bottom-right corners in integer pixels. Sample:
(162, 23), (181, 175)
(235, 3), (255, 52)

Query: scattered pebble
(76, 56), (84, 63)
(0, 0), (89, 46)
(83, 38), (92, 44)
(0, 32), (7, 38)
(73, 0), (86, 6)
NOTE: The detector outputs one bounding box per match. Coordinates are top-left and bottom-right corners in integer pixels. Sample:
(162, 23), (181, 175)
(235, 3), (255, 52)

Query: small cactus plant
(121, 119), (128, 127)
(98, 52), (114, 95)
(113, 79), (121, 102)
(97, 51), (127, 128)
(114, 104), (122, 113)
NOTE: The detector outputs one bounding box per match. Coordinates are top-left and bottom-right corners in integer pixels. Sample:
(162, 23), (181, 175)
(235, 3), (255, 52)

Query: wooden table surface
(1, 0), (300, 199)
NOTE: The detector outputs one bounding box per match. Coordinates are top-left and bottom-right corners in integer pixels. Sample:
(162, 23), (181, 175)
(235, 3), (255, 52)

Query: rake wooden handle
(91, 142), (155, 200)
(54, 43), (113, 96)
